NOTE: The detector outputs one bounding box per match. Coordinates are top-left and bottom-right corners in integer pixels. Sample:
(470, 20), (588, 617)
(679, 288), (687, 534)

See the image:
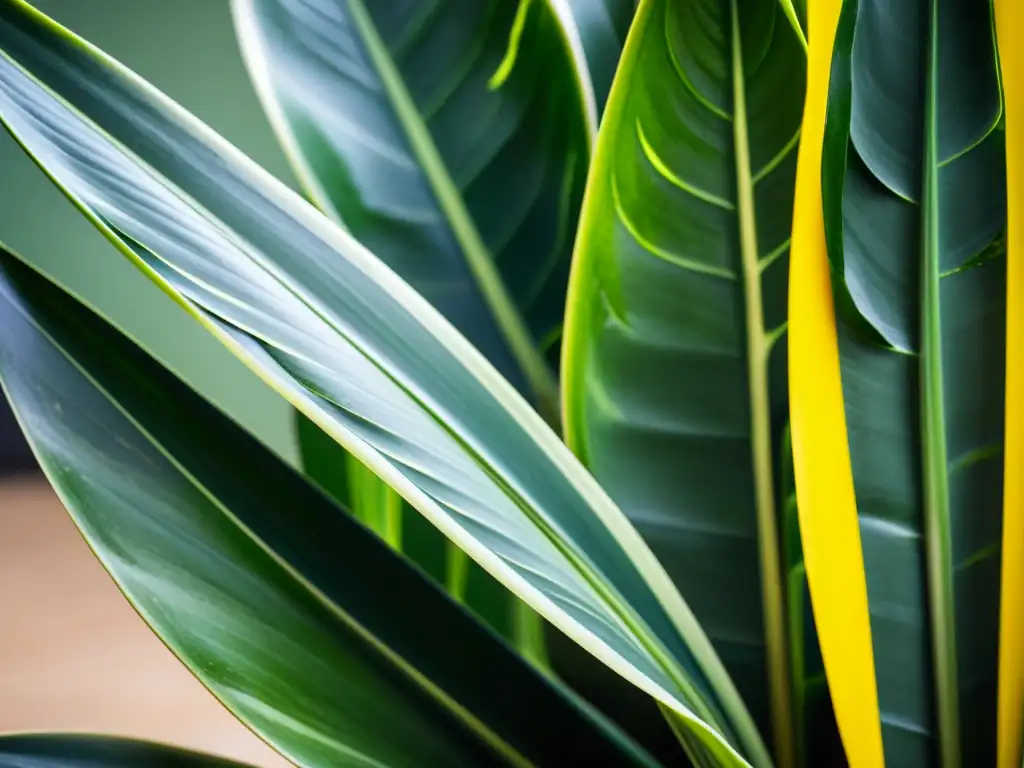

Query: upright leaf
(233, 0), (592, 416)
(0, 734), (255, 768)
(822, 0), (1006, 764)
(563, 0), (637, 108)
(788, 0), (883, 764)
(994, 2), (1024, 767)
(778, 427), (840, 768)
(0, 2), (758, 763)
(0, 247), (656, 768)
(562, 0), (805, 763)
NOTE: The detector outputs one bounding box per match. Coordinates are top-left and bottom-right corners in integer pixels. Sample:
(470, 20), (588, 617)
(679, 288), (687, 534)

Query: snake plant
(1, 0), (1022, 767)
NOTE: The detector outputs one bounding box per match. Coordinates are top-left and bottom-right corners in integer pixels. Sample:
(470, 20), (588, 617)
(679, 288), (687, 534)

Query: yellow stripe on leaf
(996, 2), (1024, 767)
(788, 1), (884, 766)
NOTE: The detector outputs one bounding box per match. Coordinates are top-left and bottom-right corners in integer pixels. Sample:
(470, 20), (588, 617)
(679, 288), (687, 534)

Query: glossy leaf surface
(778, 427), (838, 768)
(0, 3), (751, 762)
(564, 0), (636, 108)
(787, 0), (883, 762)
(232, 0), (590, 641)
(234, 0), (591, 413)
(562, 0), (805, 762)
(0, 734), (255, 768)
(0, 247), (655, 768)
(995, 1), (1024, 766)
(822, 0), (1006, 764)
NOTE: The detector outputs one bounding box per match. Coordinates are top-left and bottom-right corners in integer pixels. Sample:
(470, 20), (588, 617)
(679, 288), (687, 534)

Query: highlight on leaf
(562, 0), (809, 764)
(817, 0), (1007, 766)
(0, 0), (1022, 766)
(0, 1), (753, 764)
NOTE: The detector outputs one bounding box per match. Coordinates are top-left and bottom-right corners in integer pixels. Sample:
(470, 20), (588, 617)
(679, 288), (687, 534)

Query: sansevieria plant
(0, 0), (1022, 767)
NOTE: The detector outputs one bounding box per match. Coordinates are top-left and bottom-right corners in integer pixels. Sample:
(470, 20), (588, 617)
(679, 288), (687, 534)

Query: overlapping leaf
(232, 0), (595, 644)
(0, 247), (658, 768)
(992, 1), (1024, 765)
(821, 0), (1006, 765)
(562, 0), (805, 763)
(563, 0), (637, 108)
(778, 428), (840, 768)
(0, 1), (755, 762)
(0, 734), (255, 768)
(234, 0), (592, 412)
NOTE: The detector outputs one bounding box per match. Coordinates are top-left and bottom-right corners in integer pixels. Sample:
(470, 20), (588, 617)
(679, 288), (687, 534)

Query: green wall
(1, 0), (299, 460)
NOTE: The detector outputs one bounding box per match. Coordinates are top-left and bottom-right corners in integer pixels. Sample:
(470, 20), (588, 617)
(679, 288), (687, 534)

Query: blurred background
(0, 2), (305, 764)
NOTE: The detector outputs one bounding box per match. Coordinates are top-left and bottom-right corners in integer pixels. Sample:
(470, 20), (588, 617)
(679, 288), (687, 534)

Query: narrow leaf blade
(0, 734), (256, 768)
(562, 0), (636, 109)
(788, 0), (884, 765)
(232, 0), (587, 647)
(0, 246), (657, 768)
(232, 0), (591, 414)
(995, 2), (1024, 767)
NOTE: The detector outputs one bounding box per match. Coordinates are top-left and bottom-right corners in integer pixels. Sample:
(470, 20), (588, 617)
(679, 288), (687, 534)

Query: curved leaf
(563, 0), (636, 108)
(0, 246), (657, 768)
(775, 1), (805, 46)
(0, 734), (255, 768)
(778, 426), (839, 768)
(233, 0), (592, 415)
(562, 0), (805, 763)
(822, 0), (1006, 765)
(231, 0), (592, 646)
(0, 2), (748, 763)
(788, 0), (883, 765)
(994, 2), (1024, 767)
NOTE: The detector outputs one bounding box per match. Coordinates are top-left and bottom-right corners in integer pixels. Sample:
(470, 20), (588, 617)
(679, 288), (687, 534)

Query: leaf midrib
(344, 0), (559, 422)
(728, 4), (793, 768)
(919, 3), (959, 767)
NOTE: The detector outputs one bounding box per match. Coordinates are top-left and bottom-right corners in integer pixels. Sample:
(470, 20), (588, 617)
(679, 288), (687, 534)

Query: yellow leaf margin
(996, 1), (1024, 766)
(788, 1), (884, 766)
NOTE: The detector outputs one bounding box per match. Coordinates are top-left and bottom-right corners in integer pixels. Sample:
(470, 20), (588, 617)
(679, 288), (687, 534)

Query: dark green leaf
(778, 426), (840, 768)
(564, 0), (637, 108)
(822, 0), (1006, 765)
(0, 734), (255, 768)
(0, 246), (657, 768)
(234, 0), (592, 415)
(233, 0), (595, 636)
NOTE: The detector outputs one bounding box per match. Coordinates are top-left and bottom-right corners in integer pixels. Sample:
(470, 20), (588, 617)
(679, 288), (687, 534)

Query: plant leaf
(231, 0), (592, 646)
(0, 734), (256, 768)
(293, 410), (402, 548)
(562, 0), (637, 108)
(561, 0), (805, 763)
(0, 2), (748, 762)
(0, 246), (658, 768)
(821, 0), (1006, 764)
(788, 0), (883, 765)
(994, 2), (1024, 767)
(233, 0), (592, 417)
(777, 425), (841, 768)
(775, 0), (806, 46)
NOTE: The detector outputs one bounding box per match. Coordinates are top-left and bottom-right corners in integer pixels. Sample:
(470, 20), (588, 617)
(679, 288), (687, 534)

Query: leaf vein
(611, 174), (738, 280)
(636, 119), (735, 210)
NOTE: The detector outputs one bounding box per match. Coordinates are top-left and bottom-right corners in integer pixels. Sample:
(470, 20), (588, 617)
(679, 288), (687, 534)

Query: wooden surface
(0, 476), (288, 766)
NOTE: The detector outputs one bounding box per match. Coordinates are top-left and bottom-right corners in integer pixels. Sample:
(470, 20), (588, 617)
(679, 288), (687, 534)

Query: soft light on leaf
(0, 2), (750, 762)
